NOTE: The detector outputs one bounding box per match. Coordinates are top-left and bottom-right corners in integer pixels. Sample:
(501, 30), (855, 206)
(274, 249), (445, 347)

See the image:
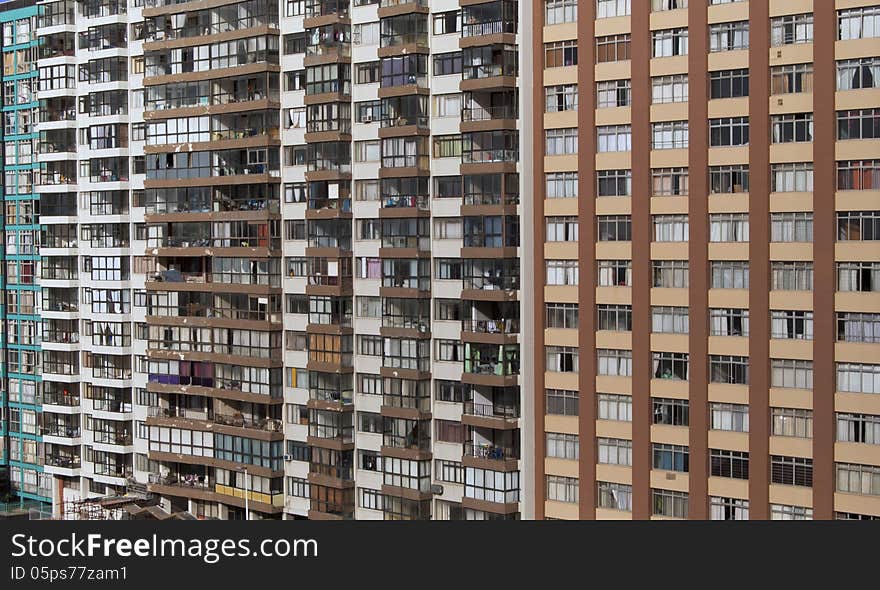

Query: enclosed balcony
(463, 385), (520, 421)
(382, 297), (430, 332)
(148, 256), (282, 287)
(39, 96), (76, 124)
(306, 180), (352, 214)
(309, 372), (354, 405)
(461, 1), (518, 38)
(43, 414), (81, 439)
(41, 223), (77, 249)
(379, 54), (427, 89)
(145, 74), (280, 112)
(306, 141), (351, 175)
(380, 218), (430, 251)
(145, 185), (279, 215)
(89, 419), (133, 446)
(381, 377), (430, 413)
(80, 0), (126, 19)
(38, 31), (75, 59)
(83, 157), (129, 183)
(147, 290), (282, 323)
(462, 258), (520, 292)
(43, 382), (80, 408)
(382, 417), (430, 452)
(38, 0), (75, 28)
(44, 446), (80, 470)
(145, 112), (279, 145)
(380, 14), (428, 49)
(42, 287), (78, 313)
(462, 130), (519, 165)
(461, 301), (519, 336)
(86, 385), (133, 413)
(462, 44), (518, 83)
(38, 161), (76, 186)
(146, 148), (280, 181)
(381, 258), (430, 291)
(463, 215), (520, 248)
(306, 102), (352, 135)
(310, 448), (354, 481)
(463, 343), (520, 376)
(91, 451), (133, 479)
(463, 173), (520, 207)
(147, 220), (281, 250)
(305, 257), (353, 290)
(305, 63), (350, 97)
(308, 296), (353, 327)
(382, 337), (430, 373)
(41, 256), (78, 281)
(308, 219), (352, 250)
(144, 3), (279, 42)
(306, 23), (351, 58)
(381, 95), (429, 129)
(307, 333), (353, 369)
(308, 409), (354, 444)
(78, 22), (126, 51)
(381, 136), (429, 169)
(305, 0), (350, 19)
(462, 90), (518, 124)
(380, 177), (429, 212)
(42, 318), (79, 345)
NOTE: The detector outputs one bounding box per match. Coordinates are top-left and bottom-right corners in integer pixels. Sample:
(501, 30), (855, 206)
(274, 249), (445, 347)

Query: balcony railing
(463, 400), (519, 419)
(379, 0), (428, 7)
(43, 425), (81, 438)
(461, 318), (519, 334)
(381, 195), (429, 210)
(462, 149), (519, 164)
(45, 454), (80, 469)
(43, 393), (79, 407)
(461, 20), (517, 38)
(382, 394), (430, 413)
(463, 441), (518, 461)
(310, 388), (353, 405)
(463, 192), (520, 206)
(462, 105), (518, 122)
(462, 275), (519, 291)
(308, 197), (351, 212)
(213, 414), (283, 433)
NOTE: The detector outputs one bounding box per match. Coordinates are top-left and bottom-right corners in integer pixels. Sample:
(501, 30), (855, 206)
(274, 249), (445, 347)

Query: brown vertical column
(630, 2), (652, 520)
(576, 0), (597, 520)
(811, 0), (837, 521)
(747, 0), (771, 519)
(688, 0), (709, 520)
(532, 0), (547, 520)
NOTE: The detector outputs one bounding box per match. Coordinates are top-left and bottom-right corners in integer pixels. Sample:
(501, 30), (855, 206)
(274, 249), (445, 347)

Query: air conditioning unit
(283, 454), (294, 462)
(430, 484), (444, 495)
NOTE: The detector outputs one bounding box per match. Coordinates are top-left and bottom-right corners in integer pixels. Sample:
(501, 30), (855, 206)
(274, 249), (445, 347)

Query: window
(839, 6), (880, 40)
(838, 363), (880, 394)
(771, 504), (812, 520)
(653, 398), (689, 426)
(839, 109), (880, 141)
(545, 216), (579, 242)
(771, 261), (813, 291)
(652, 167), (689, 196)
(772, 13), (813, 45)
(772, 408), (813, 438)
(837, 463), (880, 496)
(597, 393), (631, 421)
(711, 261), (749, 289)
(710, 214), (749, 242)
(653, 214), (688, 242)
(710, 403), (749, 432)
(710, 355), (749, 384)
(652, 0), (688, 11)
(653, 489), (688, 518)
(546, 302), (579, 329)
(433, 135), (461, 159)
(598, 438), (632, 466)
(771, 359), (813, 390)
(771, 163), (813, 193)
(546, 345), (579, 373)
(710, 449), (749, 479)
(771, 63), (814, 94)
(652, 352), (688, 380)
(651, 306), (689, 334)
(546, 84), (579, 112)
(837, 413), (880, 445)
(651, 121), (688, 149)
(545, 0), (577, 25)
(651, 74), (688, 104)
(546, 475), (578, 503)
(597, 0), (630, 18)
(433, 52), (461, 76)
(710, 497), (749, 520)
(837, 262), (880, 292)
(597, 482), (632, 511)
(545, 41), (578, 68)
(652, 28), (688, 57)
(596, 34), (630, 63)
(710, 164), (749, 193)
(432, 11), (460, 35)
(772, 310), (814, 340)
(435, 459), (463, 484)
(653, 260), (688, 288)
(597, 349), (632, 377)
(596, 80), (630, 108)
(598, 259), (632, 286)
(837, 159), (880, 190)
(546, 172), (578, 198)
(771, 455), (813, 487)
(837, 58), (880, 91)
(598, 125), (632, 152)
(434, 94), (461, 118)
(545, 128), (578, 155)
(545, 260), (579, 286)
(709, 21), (749, 52)
(356, 61), (379, 84)
(838, 312), (880, 343)
(598, 215), (631, 241)
(710, 69), (749, 99)
(653, 443), (689, 472)
(597, 304), (631, 332)
(546, 433), (579, 460)
(597, 169), (631, 197)
(546, 389), (579, 416)
(772, 113), (814, 143)
(710, 117), (749, 147)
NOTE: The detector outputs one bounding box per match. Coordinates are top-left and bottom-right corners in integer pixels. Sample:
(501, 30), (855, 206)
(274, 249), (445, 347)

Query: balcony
(464, 399), (519, 420)
(463, 343), (520, 377)
(39, 97), (77, 124)
(148, 407), (283, 434)
(305, 0), (350, 19)
(45, 453), (80, 469)
(461, 2), (518, 39)
(462, 104), (518, 123)
(463, 440), (518, 462)
(382, 392), (430, 413)
(43, 422), (81, 439)
(43, 391), (80, 407)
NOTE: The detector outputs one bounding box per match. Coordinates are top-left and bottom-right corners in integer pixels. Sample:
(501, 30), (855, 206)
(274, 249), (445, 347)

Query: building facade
(533, 0), (880, 520)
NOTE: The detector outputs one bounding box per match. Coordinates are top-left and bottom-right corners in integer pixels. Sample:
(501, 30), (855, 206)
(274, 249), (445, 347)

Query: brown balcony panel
(304, 170), (352, 183)
(143, 0), (253, 18)
(305, 359), (353, 374)
(377, 85), (429, 99)
(144, 134), (279, 154)
(460, 288), (519, 302)
(460, 75), (517, 92)
(305, 284), (353, 297)
(152, 247), (275, 259)
(380, 445), (432, 461)
(306, 399), (353, 412)
(460, 246), (517, 259)
(377, 4), (429, 19)
(303, 14), (351, 29)
(378, 286), (431, 299)
(146, 381), (283, 406)
(377, 205), (430, 218)
(143, 63), (280, 87)
(461, 203), (518, 216)
(306, 435), (354, 452)
(461, 496), (519, 515)
(145, 281), (280, 296)
(146, 315), (279, 332)
(459, 330), (517, 345)
(144, 174), (275, 189)
(461, 372), (518, 388)
(377, 124), (428, 139)
(460, 413), (519, 431)
(305, 323), (353, 336)
(144, 209), (278, 224)
(307, 472), (355, 489)
(379, 366), (431, 382)
(144, 98), (280, 120)
(460, 117), (518, 133)
(379, 326), (431, 340)
(147, 450), (281, 478)
(381, 484), (432, 502)
(378, 166), (430, 180)
(377, 43), (429, 59)
(303, 51), (351, 68)
(380, 405), (431, 421)
(147, 348), (280, 368)
(377, 247), (429, 259)
(459, 33), (516, 49)
(462, 454), (519, 472)
(307, 509), (346, 520)
(304, 91), (350, 106)
(304, 246), (349, 258)
(148, 482), (283, 514)
(304, 130), (351, 144)
(143, 26), (280, 52)
(145, 415), (284, 442)
(460, 162), (517, 176)
(305, 208), (353, 221)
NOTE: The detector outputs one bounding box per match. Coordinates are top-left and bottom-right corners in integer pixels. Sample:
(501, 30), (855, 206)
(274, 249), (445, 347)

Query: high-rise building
(532, 0), (880, 520)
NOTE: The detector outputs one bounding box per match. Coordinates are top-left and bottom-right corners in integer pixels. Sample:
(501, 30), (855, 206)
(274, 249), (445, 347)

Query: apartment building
(533, 0), (880, 520)
(1, 0), (51, 506)
(280, 0), (526, 520)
